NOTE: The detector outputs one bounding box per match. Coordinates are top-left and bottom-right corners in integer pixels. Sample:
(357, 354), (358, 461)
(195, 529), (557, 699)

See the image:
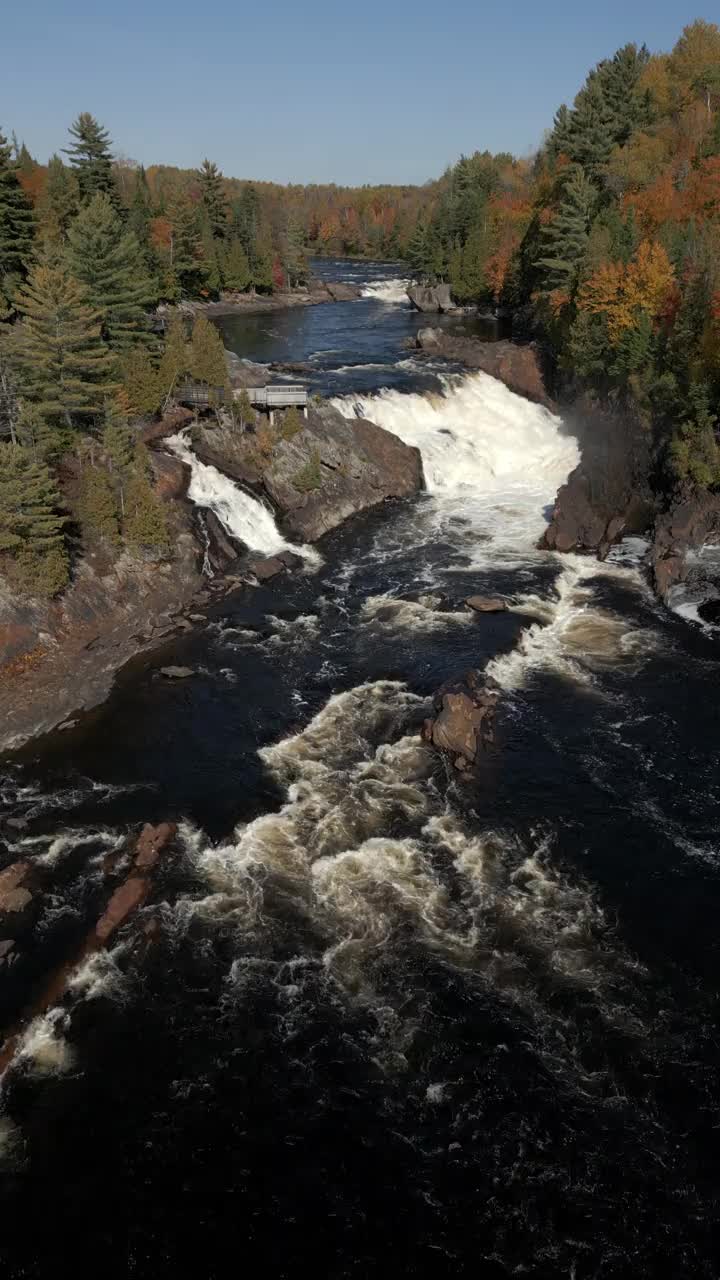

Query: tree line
(409, 20), (720, 493)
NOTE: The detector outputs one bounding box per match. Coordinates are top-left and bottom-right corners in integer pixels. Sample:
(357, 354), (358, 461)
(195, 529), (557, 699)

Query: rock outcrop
(416, 329), (553, 407)
(408, 284), (455, 314)
(0, 496), (203, 753)
(194, 402), (423, 543)
(422, 670), (499, 772)
(541, 400), (655, 557)
(464, 596), (508, 613)
(651, 494), (720, 600)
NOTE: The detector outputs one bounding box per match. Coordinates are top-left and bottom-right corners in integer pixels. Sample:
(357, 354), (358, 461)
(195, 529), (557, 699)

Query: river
(1, 261), (719, 1278)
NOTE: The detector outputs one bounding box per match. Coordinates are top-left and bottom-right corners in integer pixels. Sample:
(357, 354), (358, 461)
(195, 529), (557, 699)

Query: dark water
(1, 262), (720, 1278)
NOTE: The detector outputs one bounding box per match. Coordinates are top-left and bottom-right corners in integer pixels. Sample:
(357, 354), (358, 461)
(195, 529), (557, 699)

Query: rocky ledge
(193, 401), (423, 542)
(415, 328), (554, 408)
(169, 277), (362, 320)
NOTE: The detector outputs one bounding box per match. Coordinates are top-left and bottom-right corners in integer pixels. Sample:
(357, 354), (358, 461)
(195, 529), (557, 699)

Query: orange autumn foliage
(579, 242), (676, 344)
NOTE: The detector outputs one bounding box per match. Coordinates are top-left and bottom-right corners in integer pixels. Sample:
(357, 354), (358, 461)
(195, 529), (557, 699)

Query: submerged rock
(422, 670), (499, 769)
(464, 596), (508, 613)
(160, 666), (195, 679)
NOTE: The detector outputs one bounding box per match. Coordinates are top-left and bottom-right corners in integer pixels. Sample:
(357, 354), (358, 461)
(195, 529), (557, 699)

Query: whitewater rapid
(167, 432), (316, 563)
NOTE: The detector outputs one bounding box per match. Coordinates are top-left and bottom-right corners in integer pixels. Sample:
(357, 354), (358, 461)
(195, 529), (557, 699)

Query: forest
(0, 18), (719, 598)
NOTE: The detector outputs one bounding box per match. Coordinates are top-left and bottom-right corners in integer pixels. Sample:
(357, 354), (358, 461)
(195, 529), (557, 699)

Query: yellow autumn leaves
(578, 241), (676, 345)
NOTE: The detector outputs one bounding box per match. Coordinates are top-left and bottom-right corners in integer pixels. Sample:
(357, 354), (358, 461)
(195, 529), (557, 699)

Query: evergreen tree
(39, 155), (79, 244)
(65, 193), (154, 349)
(0, 128), (35, 314)
(11, 262), (116, 425)
(0, 442), (69, 595)
(407, 221), (430, 277)
(231, 185), (260, 261)
(188, 314), (227, 388)
(222, 239), (251, 292)
(252, 232), (274, 293)
(158, 314), (189, 400)
(200, 223), (223, 293)
(198, 159), (227, 240)
(128, 165), (158, 279)
(16, 402), (68, 462)
(536, 166), (597, 293)
(64, 113), (116, 204)
(121, 347), (162, 415)
(123, 464), (169, 554)
(76, 461), (120, 545)
(283, 216), (308, 288)
(166, 197), (206, 298)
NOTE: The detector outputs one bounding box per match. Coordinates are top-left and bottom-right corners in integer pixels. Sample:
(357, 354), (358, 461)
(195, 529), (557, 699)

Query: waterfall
(166, 433), (317, 563)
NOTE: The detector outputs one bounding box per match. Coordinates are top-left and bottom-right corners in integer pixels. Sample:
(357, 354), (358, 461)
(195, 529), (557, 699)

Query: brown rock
(95, 877), (149, 944)
(246, 556), (286, 581)
(465, 596), (508, 613)
(151, 451), (190, 502)
(416, 332), (552, 407)
(423, 671), (499, 765)
(323, 282), (362, 302)
(133, 821), (177, 872)
(160, 666), (195, 679)
(0, 862), (31, 912)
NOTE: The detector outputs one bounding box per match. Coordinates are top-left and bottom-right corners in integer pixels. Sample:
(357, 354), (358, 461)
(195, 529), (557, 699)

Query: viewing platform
(176, 382), (308, 424)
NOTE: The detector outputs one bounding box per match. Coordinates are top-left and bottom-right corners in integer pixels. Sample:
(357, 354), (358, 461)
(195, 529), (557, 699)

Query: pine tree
(234, 388), (256, 430)
(0, 128), (35, 314)
(64, 113), (117, 204)
(158, 314), (189, 401)
(16, 402), (69, 462)
(11, 262), (116, 425)
(122, 446), (169, 554)
(198, 159), (227, 240)
(0, 442), (69, 595)
(66, 193), (154, 349)
(536, 166), (597, 293)
(407, 221), (430, 277)
(252, 232), (274, 293)
(76, 461), (121, 545)
(121, 347), (162, 415)
(222, 239), (251, 292)
(189, 314), (227, 388)
(200, 223), (223, 293)
(166, 197), (206, 298)
(39, 155), (79, 244)
(231, 185), (260, 261)
(128, 165), (158, 279)
(283, 216), (308, 288)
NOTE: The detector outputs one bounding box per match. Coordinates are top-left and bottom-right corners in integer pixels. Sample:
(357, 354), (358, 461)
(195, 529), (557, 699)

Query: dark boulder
(151, 451), (190, 502)
(651, 493), (720, 600)
(323, 282), (362, 301)
(246, 556), (286, 581)
(465, 596), (508, 613)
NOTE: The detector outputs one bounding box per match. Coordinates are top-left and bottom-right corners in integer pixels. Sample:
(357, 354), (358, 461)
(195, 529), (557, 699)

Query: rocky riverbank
(166, 277), (361, 321)
(0, 376), (423, 754)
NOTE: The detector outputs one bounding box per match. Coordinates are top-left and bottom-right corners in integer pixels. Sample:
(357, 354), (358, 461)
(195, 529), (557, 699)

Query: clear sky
(4, 1), (703, 186)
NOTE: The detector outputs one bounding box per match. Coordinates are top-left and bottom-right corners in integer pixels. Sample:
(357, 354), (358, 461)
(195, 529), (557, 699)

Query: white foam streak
(16, 1010), (74, 1076)
(166, 433), (317, 563)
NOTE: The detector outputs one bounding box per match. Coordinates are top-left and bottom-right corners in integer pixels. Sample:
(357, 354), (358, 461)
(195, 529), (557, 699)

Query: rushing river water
(2, 261), (720, 1278)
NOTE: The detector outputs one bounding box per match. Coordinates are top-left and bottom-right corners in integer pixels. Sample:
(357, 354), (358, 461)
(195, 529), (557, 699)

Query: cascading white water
(360, 278), (411, 303)
(333, 370), (580, 561)
(166, 433), (317, 563)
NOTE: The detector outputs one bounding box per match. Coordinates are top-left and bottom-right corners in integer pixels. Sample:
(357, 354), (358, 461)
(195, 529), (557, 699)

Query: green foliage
(65, 193), (155, 349)
(189, 314), (227, 388)
(10, 262), (116, 425)
(282, 217), (308, 288)
(123, 466), (169, 554)
(292, 450), (322, 492)
(670, 384), (720, 489)
(76, 462), (120, 545)
(198, 159), (228, 240)
(64, 113), (116, 204)
(280, 405), (303, 439)
(234, 388), (256, 429)
(0, 127), (34, 313)
(536, 165), (597, 292)
(158, 314), (190, 400)
(164, 197), (207, 300)
(0, 442), (69, 596)
(102, 413), (136, 472)
(121, 347), (162, 416)
(15, 402), (69, 462)
(39, 155), (79, 244)
(222, 239), (251, 292)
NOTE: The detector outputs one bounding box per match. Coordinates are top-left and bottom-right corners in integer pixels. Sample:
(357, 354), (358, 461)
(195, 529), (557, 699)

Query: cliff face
(193, 402), (424, 542)
(0, 470), (203, 755)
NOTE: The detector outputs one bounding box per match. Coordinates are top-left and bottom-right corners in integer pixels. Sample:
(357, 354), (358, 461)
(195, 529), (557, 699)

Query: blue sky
(4, 1), (702, 185)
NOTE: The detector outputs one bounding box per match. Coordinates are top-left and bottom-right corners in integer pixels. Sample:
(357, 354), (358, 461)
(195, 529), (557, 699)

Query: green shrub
(76, 463), (120, 545)
(292, 450), (322, 492)
(280, 405), (303, 440)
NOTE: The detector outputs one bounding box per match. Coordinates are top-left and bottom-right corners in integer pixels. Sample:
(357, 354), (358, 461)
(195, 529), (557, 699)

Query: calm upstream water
(1, 261), (720, 1278)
